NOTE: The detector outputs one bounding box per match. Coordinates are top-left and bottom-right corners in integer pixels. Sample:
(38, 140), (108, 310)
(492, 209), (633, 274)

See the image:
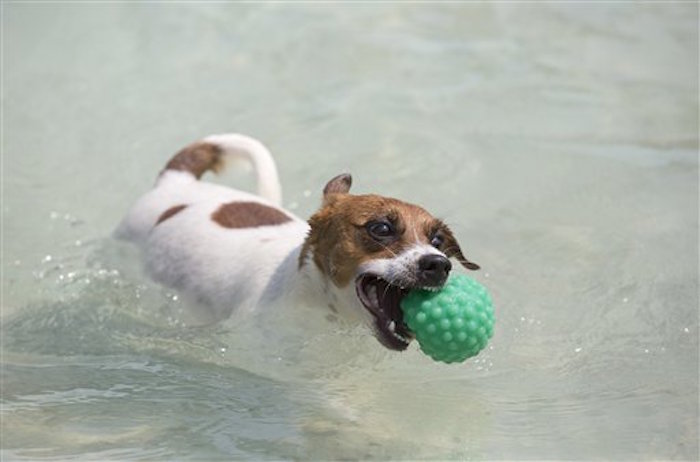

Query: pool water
(2, 3), (698, 460)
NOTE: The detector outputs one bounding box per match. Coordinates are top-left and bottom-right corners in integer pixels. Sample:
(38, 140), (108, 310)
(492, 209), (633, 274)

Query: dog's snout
(417, 254), (452, 286)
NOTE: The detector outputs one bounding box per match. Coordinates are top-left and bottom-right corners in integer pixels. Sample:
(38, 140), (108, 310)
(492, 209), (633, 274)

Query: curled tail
(160, 133), (282, 206)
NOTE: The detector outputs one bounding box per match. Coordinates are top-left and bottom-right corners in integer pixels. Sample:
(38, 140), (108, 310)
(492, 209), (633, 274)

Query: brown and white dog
(115, 134), (479, 352)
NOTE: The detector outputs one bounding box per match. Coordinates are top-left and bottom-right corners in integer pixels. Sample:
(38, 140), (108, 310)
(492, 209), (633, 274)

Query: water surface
(2, 3), (698, 460)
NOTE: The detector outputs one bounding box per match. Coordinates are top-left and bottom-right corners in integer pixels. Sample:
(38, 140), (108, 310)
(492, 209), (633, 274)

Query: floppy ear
(439, 223), (480, 271)
(322, 173), (352, 205)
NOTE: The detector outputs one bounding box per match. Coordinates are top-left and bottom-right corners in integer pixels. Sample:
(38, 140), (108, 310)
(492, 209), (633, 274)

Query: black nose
(417, 254), (452, 286)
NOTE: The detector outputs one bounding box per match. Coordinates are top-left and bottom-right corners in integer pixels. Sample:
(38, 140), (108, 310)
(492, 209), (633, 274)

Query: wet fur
(116, 134), (478, 341)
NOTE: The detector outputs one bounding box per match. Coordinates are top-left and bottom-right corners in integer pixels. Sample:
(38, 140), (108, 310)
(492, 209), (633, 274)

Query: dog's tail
(159, 133), (282, 206)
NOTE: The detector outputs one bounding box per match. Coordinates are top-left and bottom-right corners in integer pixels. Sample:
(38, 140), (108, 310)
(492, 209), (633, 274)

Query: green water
(2, 3), (698, 460)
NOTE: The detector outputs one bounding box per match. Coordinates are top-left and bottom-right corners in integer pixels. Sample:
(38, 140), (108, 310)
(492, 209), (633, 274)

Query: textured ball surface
(401, 274), (494, 364)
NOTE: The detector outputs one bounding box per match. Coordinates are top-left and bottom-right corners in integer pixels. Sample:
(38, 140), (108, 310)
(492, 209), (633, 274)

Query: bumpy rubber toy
(401, 274), (494, 364)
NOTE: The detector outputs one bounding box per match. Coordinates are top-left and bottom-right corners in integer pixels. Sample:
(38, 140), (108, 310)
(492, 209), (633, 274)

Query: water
(2, 3), (698, 460)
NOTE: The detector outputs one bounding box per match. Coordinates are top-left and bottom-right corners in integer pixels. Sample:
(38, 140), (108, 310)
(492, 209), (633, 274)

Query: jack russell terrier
(115, 134), (479, 352)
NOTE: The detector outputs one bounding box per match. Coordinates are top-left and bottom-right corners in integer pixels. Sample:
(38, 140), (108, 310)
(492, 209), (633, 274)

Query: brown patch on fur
(300, 194), (438, 287)
(155, 204), (188, 225)
(162, 142), (224, 179)
(299, 192), (480, 283)
(212, 201), (292, 229)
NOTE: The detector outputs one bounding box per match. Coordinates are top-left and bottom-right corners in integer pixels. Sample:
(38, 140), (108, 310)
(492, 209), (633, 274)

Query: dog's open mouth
(355, 274), (415, 351)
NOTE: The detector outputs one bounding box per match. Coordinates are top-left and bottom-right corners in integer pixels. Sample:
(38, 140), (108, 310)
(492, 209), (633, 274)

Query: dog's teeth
(387, 321), (409, 343)
(390, 329), (407, 342)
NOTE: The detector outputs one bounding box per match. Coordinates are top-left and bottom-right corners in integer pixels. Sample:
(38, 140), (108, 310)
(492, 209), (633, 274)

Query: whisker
(381, 281), (393, 301)
(374, 240), (399, 258)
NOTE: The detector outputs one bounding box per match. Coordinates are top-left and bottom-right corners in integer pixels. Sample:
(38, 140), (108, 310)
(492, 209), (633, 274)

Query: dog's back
(115, 134), (309, 322)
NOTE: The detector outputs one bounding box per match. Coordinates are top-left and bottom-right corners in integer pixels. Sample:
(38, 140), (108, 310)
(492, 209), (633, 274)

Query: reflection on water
(2, 3), (698, 460)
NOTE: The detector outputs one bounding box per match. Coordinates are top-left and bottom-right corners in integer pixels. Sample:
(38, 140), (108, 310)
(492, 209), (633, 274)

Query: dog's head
(300, 174), (479, 351)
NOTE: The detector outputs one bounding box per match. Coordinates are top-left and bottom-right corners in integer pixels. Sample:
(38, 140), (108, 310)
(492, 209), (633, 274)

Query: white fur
(358, 244), (447, 289)
(115, 136), (340, 325)
(115, 134), (474, 442)
(202, 134), (282, 206)
(116, 174), (323, 323)
(143, 205), (311, 321)
(115, 134), (446, 330)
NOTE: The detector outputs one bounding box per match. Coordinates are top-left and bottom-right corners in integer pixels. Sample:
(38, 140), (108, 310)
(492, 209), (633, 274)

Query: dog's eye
(366, 221), (395, 240)
(430, 234), (444, 248)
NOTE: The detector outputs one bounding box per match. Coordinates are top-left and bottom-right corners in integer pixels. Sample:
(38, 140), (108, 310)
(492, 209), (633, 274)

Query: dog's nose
(417, 254), (452, 286)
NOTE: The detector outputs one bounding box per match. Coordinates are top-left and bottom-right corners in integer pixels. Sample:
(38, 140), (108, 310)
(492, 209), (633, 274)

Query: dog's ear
(438, 222), (480, 271)
(324, 173), (352, 195)
(301, 174), (352, 268)
(322, 173), (352, 205)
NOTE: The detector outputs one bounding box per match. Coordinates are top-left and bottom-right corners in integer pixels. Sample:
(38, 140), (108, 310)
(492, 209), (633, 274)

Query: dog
(115, 133), (480, 353)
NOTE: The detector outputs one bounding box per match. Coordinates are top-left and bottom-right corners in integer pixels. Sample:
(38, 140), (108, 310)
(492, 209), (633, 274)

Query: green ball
(401, 274), (494, 364)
